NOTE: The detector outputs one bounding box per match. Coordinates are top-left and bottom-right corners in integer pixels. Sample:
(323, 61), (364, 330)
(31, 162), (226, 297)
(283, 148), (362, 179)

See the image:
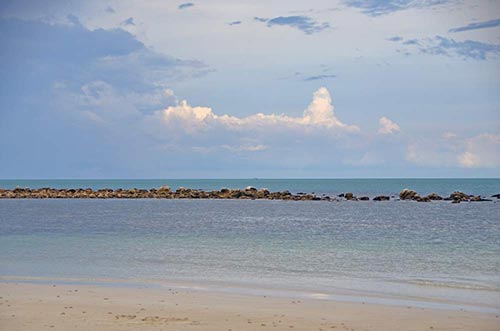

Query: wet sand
(1, 282), (499, 331)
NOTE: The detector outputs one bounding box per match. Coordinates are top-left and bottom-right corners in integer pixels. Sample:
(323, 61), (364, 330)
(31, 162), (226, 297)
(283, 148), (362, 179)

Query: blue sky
(0, 0), (499, 178)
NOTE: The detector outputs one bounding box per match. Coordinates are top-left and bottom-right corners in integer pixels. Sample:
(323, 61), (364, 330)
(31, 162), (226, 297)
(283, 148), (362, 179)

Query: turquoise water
(1, 178), (499, 197)
(1, 181), (500, 311)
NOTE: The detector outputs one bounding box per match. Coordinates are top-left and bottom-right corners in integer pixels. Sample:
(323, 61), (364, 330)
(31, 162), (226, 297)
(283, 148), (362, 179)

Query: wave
(402, 278), (500, 291)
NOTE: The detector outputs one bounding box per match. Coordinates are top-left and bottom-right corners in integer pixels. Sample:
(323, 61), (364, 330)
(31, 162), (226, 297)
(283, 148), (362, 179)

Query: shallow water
(1, 197), (499, 310)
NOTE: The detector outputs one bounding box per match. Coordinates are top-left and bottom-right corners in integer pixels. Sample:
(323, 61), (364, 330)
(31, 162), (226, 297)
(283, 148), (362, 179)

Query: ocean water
(1, 178), (499, 197)
(0, 179), (499, 311)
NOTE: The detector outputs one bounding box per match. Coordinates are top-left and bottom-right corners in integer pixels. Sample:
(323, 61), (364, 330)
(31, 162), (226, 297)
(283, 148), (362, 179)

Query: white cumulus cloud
(157, 87), (359, 134)
(378, 116), (400, 135)
(458, 134), (500, 168)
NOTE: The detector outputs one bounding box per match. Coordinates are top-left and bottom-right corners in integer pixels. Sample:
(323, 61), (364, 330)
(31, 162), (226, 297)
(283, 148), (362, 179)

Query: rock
(0, 186), (491, 203)
(344, 192), (354, 200)
(426, 193), (442, 200)
(491, 194), (500, 199)
(245, 186), (257, 192)
(470, 196), (492, 202)
(449, 191), (469, 202)
(157, 185), (171, 192)
(399, 189), (418, 200)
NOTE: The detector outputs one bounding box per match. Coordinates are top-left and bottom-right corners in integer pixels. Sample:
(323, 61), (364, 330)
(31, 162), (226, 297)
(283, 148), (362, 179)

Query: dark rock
(345, 192), (354, 200)
(470, 196), (492, 202)
(399, 189), (418, 200)
(426, 193), (443, 200)
(358, 196), (370, 201)
(373, 195), (390, 201)
(449, 191), (469, 201)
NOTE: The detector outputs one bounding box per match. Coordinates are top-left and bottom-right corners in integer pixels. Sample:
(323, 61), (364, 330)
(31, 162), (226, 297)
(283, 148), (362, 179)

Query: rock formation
(0, 187), (494, 203)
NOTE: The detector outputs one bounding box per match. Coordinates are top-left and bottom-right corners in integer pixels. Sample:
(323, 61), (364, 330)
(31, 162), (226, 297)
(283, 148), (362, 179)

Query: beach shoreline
(1, 275), (499, 314)
(1, 281), (499, 331)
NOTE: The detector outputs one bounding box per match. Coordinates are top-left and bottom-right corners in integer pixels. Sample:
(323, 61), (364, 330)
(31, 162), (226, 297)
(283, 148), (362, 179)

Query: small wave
(404, 279), (500, 291)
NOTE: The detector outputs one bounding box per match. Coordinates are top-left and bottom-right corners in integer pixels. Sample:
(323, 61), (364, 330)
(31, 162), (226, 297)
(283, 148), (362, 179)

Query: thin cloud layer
(344, 0), (451, 16)
(178, 3), (194, 10)
(303, 74), (337, 81)
(422, 36), (500, 60)
(392, 36), (500, 60)
(254, 16), (330, 35)
(449, 18), (500, 33)
(121, 17), (135, 26)
(406, 133), (500, 168)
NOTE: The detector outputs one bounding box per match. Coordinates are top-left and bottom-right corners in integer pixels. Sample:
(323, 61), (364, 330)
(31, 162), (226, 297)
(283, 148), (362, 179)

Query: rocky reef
(0, 186), (497, 203)
(398, 188), (493, 203)
(0, 186), (326, 201)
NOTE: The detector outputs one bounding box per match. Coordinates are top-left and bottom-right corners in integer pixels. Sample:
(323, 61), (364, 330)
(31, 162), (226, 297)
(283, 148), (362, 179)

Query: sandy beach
(1, 281), (499, 331)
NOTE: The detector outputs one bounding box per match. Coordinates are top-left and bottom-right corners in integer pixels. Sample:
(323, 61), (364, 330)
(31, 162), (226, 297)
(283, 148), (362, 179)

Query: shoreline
(1, 280), (499, 331)
(1, 186), (498, 202)
(2, 275), (499, 314)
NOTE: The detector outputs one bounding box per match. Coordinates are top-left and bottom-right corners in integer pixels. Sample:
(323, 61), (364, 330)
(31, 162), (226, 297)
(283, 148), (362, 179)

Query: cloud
(254, 17), (268, 22)
(155, 87), (359, 134)
(126, 87), (391, 177)
(458, 134), (500, 168)
(178, 3), (194, 10)
(391, 36), (500, 60)
(0, 17), (212, 177)
(222, 144), (268, 152)
(422, 36), (500, 60)
(302, 74), (336, 81)
(402, 39), (419, 45)
(458, 152), (479, 168)
(81, 110), (105, 124)
(406, 141), (456, 167)
(442, 131), (457, 139)
(105, 6), (115, 14)
(343, 0), (451, 16)
(67, 14), (82, 26)
(254, 16), (330, 35)
(387, 36), (403, 42)
(121, 17), (135, 26)
(406, 133), (500, 168)
(378, 117), (400, 134)
(449, 18), (500, 33)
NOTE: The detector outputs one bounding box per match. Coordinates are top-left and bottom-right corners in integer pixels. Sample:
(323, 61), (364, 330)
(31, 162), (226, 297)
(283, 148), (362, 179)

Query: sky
(0, 0), (499, 178)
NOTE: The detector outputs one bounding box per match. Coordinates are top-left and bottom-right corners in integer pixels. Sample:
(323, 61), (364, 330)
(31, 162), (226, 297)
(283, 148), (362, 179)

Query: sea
(1, 179), (499, 312)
